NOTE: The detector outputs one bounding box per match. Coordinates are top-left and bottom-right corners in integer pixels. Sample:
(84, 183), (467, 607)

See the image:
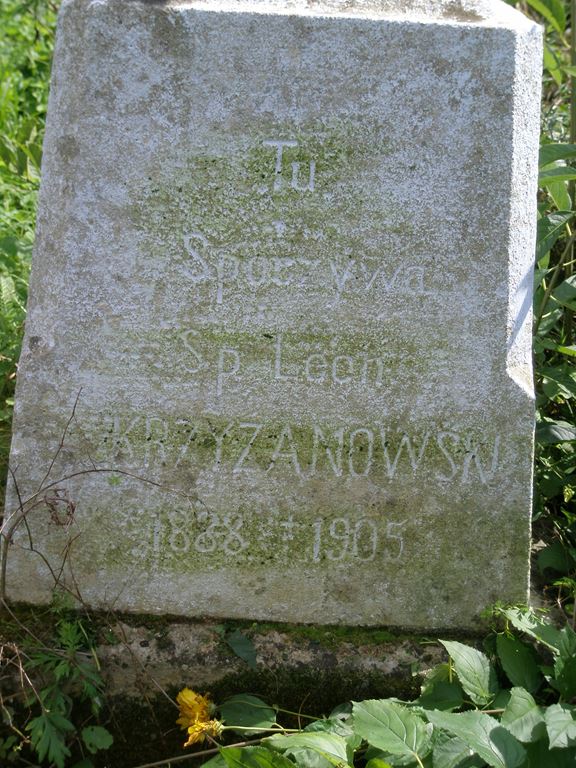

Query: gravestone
(2, 0), (541, 628)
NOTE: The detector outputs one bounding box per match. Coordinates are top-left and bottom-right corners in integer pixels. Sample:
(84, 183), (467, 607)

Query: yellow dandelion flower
(176, 688), (212, 729)
(183, 719), (223, 748)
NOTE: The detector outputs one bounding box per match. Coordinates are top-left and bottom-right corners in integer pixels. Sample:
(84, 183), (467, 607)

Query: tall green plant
(0, 0), (58, 508)
(514, 0), (576, 619)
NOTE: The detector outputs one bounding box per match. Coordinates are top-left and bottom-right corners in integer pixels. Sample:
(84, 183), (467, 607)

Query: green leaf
(496, 635), (542, 693)
(500, 688), (545, 743)
(500, 607), (564, 652)
(552, 274), (576, 309)
(225, 630), (258, 670)
(546, 177), (572, 210)
(539, 144), (576, 167)
(363, 748), (426, 768)
(220, 695), (276, 735)
(556, 344), (576, 356)
(536, 419), (576, 444)
(544, 704), (576, 749)
(81, 726), (113, 754)
(440, 641), (498, 707)
(282, 747), (335, 768)
(426, 711), (526, 768)
(418, 680), (465, 712)
(539, 167), (576, 185)
(540, 366), (576, 400)
(537, 541), (573, 574)
(26, 712), (74, 768)
(524, 739), (576, 768)
(305, 715), (363, 755)
(432, 733), (484, 768)
(557, 625), (576, 660)
(222, 746), (296, 768)
(203, 753), (229, 768)
(542, 44), (563, 83)
(417, 663), (465, 711)
(536, 211), (572, 260)
(526, 0), (565, 33)
(352, 700), (431, 760)
(552, 653), (576, 699)
(365, 760), (394, 768)
(266, 732), (350, 767)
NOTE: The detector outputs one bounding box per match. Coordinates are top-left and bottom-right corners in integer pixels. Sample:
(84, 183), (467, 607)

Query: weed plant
(0, 0), (56, 511)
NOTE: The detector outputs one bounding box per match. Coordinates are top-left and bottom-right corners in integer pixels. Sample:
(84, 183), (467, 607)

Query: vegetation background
(0, 0), (575, 766)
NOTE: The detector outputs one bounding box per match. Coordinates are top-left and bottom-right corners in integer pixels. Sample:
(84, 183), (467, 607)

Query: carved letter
(348, 428), (374, 477)
(233, 423), (263, 472)
(310, 426), (344, 477)
(274, 334), (297, 381)
(216, 348), (240, 397)
(268, 425), (302, 476)
(263, 139), (298, 191)
(330, 259), (356, 296)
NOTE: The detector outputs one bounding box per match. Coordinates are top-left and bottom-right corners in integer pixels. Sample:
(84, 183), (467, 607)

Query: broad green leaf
(225, 630), (258, 669)
(440, 641), (498, 706)
(432, 733), (484, 768)
(305, 715), (363, 755)
(266, 732), (350, 767)
(426, 711), (526, 768)
(365, 760), (393, 768)
(536, 211), (572, 260)
(500, 688), (545, 743)
(541, 367), (576, 400)
(539, 144), (576, 167)
(329, 702), (353, 718)
(496, 635), (542, 693)
(539, 167), (576, 185)
(221, 746), (296, 768)
(418, 680), (464, 712)
(491, 689), (511, 711)
(537, 541), (573, 574)
(203, 753), (228, 768)
(536, 419), (576, 444)
(557, 624), (576, 659)
(352, 700), (431, 760)
(544, 703), (576, 749)
(417, 663), (465, 711)
(283, 747), (335, 768)
(500, 607), (564, 652)
(546, 177), (571, 209)
(81, 726), (113, 754)
(220, 695), (276, 734)
(552, 274), (576, 309)
(552, 654), (576, 699)
(363, 749), (427, 768)
(524, 738), (576, 767)
(526, 0), (565, 33)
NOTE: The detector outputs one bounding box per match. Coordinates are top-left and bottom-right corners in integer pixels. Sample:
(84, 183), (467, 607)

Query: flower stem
(274, 706), (318, 721)
(222, 726), (299, 733)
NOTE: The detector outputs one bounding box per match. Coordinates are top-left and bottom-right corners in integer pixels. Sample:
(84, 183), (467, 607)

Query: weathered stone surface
(2, 0), (541, 627)
(96, 620), (444, 699)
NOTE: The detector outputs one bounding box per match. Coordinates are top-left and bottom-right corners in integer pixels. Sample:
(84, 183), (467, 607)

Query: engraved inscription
(139, 505), (410, 569)
(263, 139), (316, 192)
(177, 232), (430, 305)
(96, 415), (502, 485)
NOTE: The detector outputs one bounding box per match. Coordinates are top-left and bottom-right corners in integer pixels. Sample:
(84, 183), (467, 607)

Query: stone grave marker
(2, 0), (541, 628)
